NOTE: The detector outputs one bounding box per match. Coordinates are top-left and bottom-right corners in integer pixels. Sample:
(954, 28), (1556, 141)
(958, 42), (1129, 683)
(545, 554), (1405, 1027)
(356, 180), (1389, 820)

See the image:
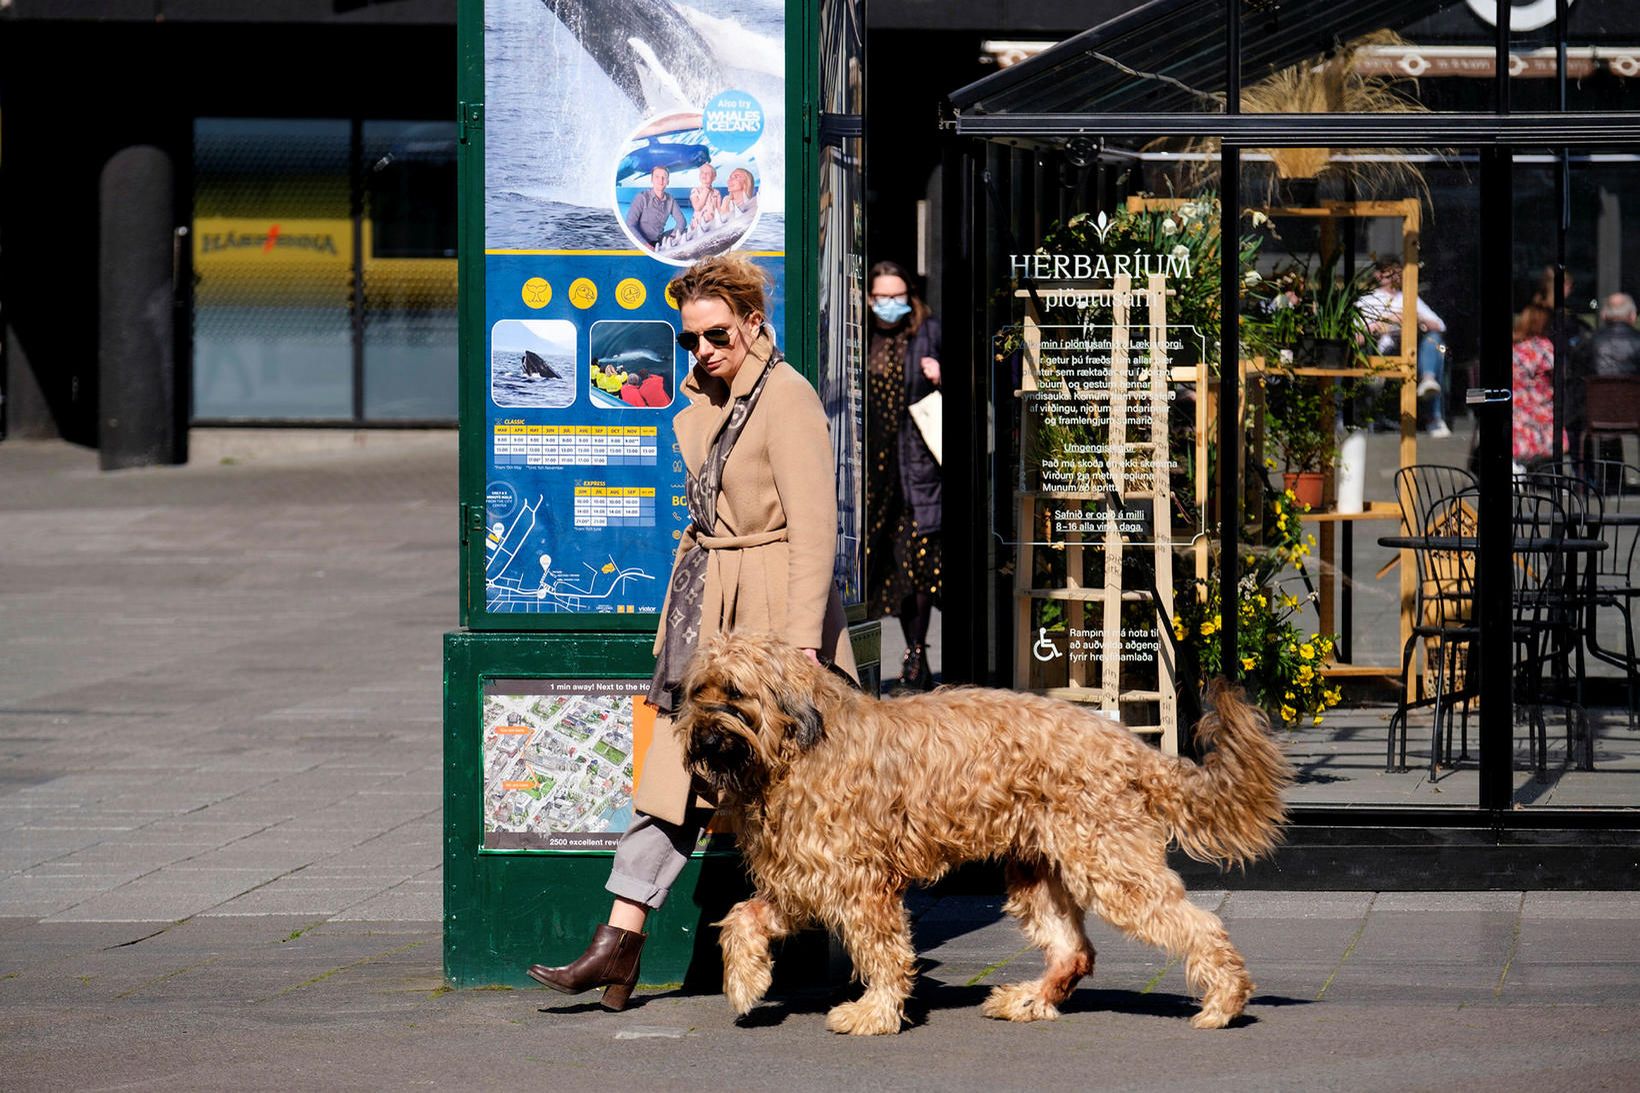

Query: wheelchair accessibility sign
(1032, 627), (1064, 663)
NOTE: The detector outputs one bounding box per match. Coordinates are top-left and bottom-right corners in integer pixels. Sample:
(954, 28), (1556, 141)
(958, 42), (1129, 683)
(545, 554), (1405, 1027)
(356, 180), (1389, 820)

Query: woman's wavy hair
(668, 253), (769, 322)
(1514, 302), (1551, 343)
(869, 259), (929, 334)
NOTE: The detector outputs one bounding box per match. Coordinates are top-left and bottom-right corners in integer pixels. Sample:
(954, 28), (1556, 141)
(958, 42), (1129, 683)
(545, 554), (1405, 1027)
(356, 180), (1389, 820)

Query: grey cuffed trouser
(605, 809), (705, 909)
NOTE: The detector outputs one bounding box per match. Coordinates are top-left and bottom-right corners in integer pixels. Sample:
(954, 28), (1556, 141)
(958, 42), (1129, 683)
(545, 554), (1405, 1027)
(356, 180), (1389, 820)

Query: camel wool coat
(634, 331), (857, 827)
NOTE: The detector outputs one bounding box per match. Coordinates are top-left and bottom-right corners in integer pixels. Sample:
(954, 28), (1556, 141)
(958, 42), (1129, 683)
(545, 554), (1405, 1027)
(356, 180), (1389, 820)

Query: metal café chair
(1395, 464), (1478, 540)
(1571, 458), (1640, 732)
(1386, 486), (1479, 775)
(1517, 471), (1601, 768)
(1385, 466), (1479, 773)
(1509, 486), (1592, 778)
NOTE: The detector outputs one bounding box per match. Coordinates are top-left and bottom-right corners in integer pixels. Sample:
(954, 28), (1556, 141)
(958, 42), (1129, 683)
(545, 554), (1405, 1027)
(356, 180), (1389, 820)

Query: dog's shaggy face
(675, 634), (825, 799)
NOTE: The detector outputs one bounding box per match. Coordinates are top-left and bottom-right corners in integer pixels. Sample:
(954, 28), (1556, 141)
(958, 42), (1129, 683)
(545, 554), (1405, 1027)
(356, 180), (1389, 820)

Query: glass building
(937, 0), (1640, 882)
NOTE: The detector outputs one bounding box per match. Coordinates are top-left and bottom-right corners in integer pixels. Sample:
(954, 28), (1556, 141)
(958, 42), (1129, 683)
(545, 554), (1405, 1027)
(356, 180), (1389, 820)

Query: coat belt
(691, 526), (790, 650)
(695, 528), (788, 550)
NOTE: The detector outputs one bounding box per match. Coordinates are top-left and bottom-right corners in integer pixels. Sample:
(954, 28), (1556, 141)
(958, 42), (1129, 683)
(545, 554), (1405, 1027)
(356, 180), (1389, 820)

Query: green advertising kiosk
(445, 0), (870, 987)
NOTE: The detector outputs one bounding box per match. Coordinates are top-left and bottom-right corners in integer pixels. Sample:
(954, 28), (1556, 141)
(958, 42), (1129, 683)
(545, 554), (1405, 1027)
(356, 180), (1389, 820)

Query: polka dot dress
(866, 326), (942, 618)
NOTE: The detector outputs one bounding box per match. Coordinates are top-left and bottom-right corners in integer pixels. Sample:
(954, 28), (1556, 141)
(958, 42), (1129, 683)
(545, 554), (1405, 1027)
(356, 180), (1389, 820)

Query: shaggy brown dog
(674, 632), (1291, 1036)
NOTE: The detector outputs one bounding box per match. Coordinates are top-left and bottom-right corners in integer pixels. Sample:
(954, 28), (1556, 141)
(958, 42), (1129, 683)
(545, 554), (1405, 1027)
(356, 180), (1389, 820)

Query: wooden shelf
(1168, 359), (1415, 383)
(1301, 502), (1403, 523)
(1024, 686), (1166, 704)
(1322, 664), (1402, 678)
(1254, 201), (1418, 218)
(1021, 587), (1157, 602)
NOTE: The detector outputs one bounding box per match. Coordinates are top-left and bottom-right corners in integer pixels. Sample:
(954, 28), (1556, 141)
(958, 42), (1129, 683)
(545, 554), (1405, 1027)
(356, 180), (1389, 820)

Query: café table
(1376, 535), (1607, 553)
(1377, 534), (1607, 775)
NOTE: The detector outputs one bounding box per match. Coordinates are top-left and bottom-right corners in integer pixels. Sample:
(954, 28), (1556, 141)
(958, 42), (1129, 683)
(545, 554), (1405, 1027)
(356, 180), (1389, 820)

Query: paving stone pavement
(0, 437), (450, 925)
(5, 436), (1640, 1091)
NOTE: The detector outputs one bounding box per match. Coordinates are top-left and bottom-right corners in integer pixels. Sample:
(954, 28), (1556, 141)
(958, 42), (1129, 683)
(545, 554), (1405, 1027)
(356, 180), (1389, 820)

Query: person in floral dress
(1512, 304), (1557, 466)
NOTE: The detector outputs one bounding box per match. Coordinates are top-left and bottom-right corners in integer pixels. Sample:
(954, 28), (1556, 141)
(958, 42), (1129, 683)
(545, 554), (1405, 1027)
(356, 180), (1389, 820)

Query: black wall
(0, 20), (454, 443)
(864, 29), (991, 297)
(0, 2), (1085, 443)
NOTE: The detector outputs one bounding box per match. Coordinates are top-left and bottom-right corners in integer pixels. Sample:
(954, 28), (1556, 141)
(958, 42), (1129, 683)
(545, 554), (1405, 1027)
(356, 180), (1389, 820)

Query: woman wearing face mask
(526, 253), (856, 1010)
(865, 260), (943, 692)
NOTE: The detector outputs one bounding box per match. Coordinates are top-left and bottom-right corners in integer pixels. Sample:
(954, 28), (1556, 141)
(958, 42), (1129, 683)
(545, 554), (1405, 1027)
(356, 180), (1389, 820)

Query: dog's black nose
(688, 727), (730, 769)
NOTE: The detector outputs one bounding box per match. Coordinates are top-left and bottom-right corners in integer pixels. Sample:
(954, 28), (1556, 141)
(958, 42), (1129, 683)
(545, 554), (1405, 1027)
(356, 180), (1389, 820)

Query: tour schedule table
(572, 485), (658, 528)
(491, 424), (660, 468)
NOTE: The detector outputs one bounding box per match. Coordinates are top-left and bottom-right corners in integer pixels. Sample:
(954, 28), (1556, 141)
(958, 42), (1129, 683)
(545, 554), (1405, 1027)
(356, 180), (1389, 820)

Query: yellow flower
(1241, 656), (1256, 671)
(1313, 715), (1324, 726)
(1284, 488), (1296, 502)
(1199, 620), (1217, 637)
(1174, 622), (1187, 640)
(1256, 594), (1267, 608)
(1300, 643), (1316, 660)
(1276, 514), (1288, 530)
(1280, 704), (1297, 722)
(1284, 691), (1295, 701)
(1296, 665), (1314, 685)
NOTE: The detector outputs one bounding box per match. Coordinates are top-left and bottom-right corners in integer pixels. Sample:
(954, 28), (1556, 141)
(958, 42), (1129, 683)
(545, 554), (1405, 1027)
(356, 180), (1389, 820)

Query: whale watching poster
(482, 0), (785, 617)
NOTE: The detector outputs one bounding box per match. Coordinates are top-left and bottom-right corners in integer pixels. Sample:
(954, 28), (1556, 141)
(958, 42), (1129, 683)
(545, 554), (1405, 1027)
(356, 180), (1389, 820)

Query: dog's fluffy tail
(1140, 680), (1292, 867)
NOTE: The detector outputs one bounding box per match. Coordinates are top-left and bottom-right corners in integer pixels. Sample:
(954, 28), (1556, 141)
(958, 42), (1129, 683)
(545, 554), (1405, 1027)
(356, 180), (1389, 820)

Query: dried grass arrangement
(1153, 31), (1436, 205)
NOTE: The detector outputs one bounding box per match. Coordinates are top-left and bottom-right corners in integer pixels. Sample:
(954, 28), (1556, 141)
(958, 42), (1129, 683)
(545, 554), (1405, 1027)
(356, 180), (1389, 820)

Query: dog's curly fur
(675, 632), (1292, 1036)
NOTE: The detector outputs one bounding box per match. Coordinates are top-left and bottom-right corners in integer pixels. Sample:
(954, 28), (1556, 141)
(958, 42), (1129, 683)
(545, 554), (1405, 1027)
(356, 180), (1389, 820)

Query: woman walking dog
(526, 253), (855, 1010)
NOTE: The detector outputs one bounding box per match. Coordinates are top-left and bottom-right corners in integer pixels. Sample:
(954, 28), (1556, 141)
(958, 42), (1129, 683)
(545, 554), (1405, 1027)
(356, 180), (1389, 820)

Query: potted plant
(1262, 371), (1333, 508)
(1299, 259), (1374, 368)
(1172, 487), (1344, 729)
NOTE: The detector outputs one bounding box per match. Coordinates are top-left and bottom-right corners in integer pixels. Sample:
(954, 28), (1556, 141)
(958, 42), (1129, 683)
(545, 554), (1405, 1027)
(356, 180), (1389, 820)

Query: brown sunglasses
(676, 327), (735, 353)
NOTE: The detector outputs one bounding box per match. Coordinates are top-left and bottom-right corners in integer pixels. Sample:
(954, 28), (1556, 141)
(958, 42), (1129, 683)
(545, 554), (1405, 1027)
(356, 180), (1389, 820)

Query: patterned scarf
(646, 349), (782, 713)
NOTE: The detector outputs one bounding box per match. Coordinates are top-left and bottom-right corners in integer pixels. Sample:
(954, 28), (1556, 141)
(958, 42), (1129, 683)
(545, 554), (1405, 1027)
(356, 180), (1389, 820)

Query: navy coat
(897, 315), (943, 534)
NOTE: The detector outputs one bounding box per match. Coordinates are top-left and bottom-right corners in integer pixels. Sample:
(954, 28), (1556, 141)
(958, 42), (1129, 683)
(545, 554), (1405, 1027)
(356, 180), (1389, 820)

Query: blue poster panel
(483, 0), (785, 616)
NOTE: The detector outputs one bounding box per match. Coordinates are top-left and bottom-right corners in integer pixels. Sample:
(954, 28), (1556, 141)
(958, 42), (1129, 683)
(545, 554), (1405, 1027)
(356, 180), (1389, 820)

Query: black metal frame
(941, 1), (1640, 849)
(955, 113), (1640, 143)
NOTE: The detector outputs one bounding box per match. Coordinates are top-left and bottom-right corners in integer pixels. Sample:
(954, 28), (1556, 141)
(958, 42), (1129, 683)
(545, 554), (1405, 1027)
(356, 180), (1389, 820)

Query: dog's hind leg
(715, 898), (792, 1015)
(1076, 865), (1253, 1030)
(824, 888), (915, 1036)
(982, 860), (1095, 1023)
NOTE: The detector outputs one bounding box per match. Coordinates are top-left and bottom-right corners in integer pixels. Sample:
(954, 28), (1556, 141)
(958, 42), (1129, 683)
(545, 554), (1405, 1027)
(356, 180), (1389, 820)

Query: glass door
(968, 140), (1228, 760)
(1508, 147), (1640, 809)
(1228, 144), (1485, 808)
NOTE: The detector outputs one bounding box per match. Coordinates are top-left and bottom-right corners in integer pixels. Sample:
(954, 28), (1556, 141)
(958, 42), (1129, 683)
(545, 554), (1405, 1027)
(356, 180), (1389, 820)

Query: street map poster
(483, 0), (785, 615)
(483, 679), (653, 851)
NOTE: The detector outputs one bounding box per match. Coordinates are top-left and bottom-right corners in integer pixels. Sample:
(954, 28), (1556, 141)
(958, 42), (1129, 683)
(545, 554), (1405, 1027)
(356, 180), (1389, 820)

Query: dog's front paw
(981, 982), (1060, 1022)
(1189, 1003), (1241, 1030)
(1190, 972), (1252, 1028)
(825, 995), (904, 1036)
(723, 959), (773, 1015)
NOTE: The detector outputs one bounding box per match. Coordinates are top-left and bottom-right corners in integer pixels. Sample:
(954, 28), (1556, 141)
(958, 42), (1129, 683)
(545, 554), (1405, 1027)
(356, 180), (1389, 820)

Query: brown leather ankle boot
(527, 924), (645, 1010)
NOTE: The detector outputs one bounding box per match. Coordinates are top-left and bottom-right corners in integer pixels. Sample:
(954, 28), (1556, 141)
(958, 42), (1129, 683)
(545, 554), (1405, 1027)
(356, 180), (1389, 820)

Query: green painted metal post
(446, 0), (870, 988)
(442, 631), (749, 987)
